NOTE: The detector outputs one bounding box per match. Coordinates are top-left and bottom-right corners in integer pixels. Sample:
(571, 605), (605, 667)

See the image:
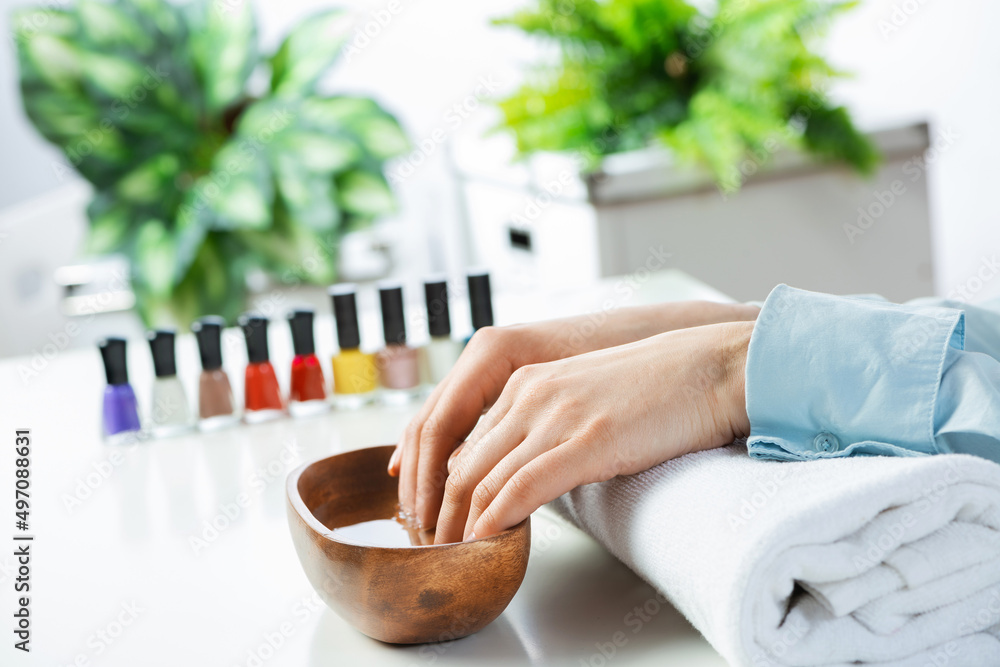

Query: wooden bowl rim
(287, 446), (529, 551)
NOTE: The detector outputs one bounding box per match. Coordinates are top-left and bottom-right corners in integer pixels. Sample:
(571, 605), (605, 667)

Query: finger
(413, 372), (513, 529)
(447, 365), (531, 475)
(407, 333), (518, 528)
(464, 381), (516, 446)
(447, 443), (466, 474)
(402, 522), (420, 546)
(433, 415), (528, 544)
(463, 429), (559, 540)
(398, 432), (419, 519)
(468, 443), (587, 540)
(390, 377), (451, 476)
(394, 370), (465, 511)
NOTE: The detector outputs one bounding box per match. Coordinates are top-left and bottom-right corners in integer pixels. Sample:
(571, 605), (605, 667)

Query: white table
(0, 269), (732, 667)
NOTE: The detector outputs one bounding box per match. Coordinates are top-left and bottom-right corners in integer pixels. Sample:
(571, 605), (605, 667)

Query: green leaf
(356, 115), (410, 159)
(11, 8), (77, 40)
(238, 218), (336, 284)
(134, 218), (176, 296)
(22, 34), (83, 92)
(336, 170), (395, 217)
(191, 143), (273, 230)
(145, 232), (248, 328)
(83, 53), (147, 98)
(491, 0), (876, 189)
(236, 98), (296, 138)
(270, 9), (353, 97)
(211, 178), (271, 229)
(128, 0), (184, 39)
(173, 199), (211, 283)
(273, 154), (339, 232)
(116, 153), (180, 204)
(85, 195), (132, 255)
(801, 102), (880, 175)
(301, 96), (380, 127)
(14, 0), (403, 326)
(21, 92), (97, 142)
(189, 0), (257, 113)
(278, 131), (359, 172)
(78, 0), (152, 52)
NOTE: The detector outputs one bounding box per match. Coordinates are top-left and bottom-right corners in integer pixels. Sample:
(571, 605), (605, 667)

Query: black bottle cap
(146, 329), (178, 378)
(328, 284), (361, 350)
(98, 337), (130, 386)
(379, 283), (407, 346)
(238, 313), (271, 364)
(287, 308), (316, 357)
(191, 316), (225, 371)
(468, 271), (494, 330)
(424, 278), (451, 338)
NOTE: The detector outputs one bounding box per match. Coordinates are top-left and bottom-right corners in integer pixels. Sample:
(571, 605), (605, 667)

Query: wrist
(719, 321), (753, 440)
(729, 303), (761, 323)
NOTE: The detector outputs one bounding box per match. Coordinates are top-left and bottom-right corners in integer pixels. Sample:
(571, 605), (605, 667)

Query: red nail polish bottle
(287, 308), (329, 418)
(239, 313), (284, 424)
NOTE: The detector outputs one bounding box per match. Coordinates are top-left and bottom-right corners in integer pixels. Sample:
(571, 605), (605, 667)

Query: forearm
(601, 301), (760, 350)
(503, 300), (760, 363)
(720, 321), (754, 442)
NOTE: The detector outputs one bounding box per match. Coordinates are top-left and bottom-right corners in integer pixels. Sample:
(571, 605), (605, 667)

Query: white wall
(821, 0), (1000, 301)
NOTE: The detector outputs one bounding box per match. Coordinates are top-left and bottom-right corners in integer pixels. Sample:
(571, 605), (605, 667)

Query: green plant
(494, 0), (878, 191)
(13, 0), (408, 327)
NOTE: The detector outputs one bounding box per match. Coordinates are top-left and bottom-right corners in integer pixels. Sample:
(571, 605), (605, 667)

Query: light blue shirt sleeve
(745, 284), (1000, 465)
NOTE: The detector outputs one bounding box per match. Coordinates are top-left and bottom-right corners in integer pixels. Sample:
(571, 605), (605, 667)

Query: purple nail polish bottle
(99, 338), (142, 442)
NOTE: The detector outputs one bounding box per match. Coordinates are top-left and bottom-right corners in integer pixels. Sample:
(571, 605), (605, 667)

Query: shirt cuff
(745, 285), (966, 461)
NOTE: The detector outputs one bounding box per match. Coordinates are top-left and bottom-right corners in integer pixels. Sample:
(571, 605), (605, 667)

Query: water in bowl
(331, 505), (436, 547)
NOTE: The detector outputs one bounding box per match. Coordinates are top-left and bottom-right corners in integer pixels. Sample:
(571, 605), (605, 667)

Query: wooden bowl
(286, 445), (531, 644)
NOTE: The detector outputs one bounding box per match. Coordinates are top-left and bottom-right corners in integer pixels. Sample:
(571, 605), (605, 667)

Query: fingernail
(387, 446), (400, 474)
(464, 532), (476, 542)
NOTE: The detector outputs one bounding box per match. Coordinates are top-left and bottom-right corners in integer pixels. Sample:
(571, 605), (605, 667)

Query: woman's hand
(390, 301), (758, 531)
(433, 321), (754, 544)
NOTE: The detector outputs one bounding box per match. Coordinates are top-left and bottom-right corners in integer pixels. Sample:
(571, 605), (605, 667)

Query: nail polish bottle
(328, 284), (377, 409)
(420, 277), (462, 385)
(286, 308), (329, 418)
(239, 313), (284, 424)
(376, 283), (420, 404)
(466, 270), (494, 343)
(146, 329), (193, 437)
(98, 337), (142, 443)
(191, 316), (240, 432)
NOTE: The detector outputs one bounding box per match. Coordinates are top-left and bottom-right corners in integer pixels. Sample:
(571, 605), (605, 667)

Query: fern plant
(494, 0), (878, 192)
(13, 0), (408, 327)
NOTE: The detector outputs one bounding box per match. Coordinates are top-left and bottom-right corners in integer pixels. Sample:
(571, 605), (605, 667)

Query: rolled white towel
(548, 444), (1000, 666)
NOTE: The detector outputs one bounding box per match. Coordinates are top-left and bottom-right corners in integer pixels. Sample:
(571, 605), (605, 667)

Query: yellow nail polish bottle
(329, 284), (377, 409)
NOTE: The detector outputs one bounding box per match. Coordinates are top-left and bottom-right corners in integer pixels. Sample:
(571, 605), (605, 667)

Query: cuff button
(813, 432), (840, 453)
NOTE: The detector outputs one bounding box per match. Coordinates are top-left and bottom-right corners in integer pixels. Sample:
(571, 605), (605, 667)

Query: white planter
(588, 123), (934, 303)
